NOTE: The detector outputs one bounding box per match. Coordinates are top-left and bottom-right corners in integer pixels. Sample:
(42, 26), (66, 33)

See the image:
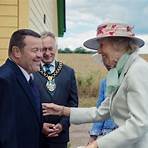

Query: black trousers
(42, 142), (67, 148)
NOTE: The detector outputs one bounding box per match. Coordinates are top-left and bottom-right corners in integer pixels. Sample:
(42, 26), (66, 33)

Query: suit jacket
(70, 52), (148, 148)
(34, 61), (78, 143)
(0, 59), (42, 148)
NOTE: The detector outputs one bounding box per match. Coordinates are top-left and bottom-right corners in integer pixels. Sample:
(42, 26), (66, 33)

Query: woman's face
(98, 39), (123, 70)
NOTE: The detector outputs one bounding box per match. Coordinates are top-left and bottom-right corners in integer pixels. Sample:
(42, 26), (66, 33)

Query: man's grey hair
(41, 31), (58, 49)
(41, 32), (55, 39)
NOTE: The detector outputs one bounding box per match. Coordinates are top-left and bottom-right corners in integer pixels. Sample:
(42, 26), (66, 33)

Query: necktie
(29, 77), (40, 118)
(44, 64), (52, 74)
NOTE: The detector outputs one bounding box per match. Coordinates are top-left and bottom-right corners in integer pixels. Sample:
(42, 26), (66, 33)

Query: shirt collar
(41, 60), (55, 66)
(41, 60), (56, 72)
(18, 65), (32, 82)
(9, 58), (32, 82)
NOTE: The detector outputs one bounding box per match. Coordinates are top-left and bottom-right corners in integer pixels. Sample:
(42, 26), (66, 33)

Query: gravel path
(69, 123), (91, 148)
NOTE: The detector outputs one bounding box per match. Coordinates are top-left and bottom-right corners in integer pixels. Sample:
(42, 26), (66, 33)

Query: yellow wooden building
(0, 0), (66, 64)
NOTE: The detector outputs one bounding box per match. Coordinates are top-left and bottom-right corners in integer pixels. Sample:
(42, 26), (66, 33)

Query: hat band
(96, 25), (135, 37)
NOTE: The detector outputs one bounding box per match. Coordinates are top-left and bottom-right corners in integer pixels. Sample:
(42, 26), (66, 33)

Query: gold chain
(39, 61), (63, 81)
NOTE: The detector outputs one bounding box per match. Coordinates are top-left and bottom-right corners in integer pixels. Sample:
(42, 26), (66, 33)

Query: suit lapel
(16, 76), (41, 123)
(6, 59), (41, 123)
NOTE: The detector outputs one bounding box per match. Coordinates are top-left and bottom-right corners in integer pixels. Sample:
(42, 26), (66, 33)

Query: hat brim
(83, 36), (145, 50)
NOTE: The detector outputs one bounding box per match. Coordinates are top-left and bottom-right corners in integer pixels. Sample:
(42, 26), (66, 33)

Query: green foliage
(58, 48), (73, 53)
(74, 47), (86, 53)
(74, 47), (95, 54)
(58, 47), (95, 54)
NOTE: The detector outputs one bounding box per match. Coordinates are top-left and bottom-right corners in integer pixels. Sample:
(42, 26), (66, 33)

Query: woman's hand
(77, 141), (98, 148)
(42, 103), (71, 116)
(86, 141), (98, 148)
(42, 103), (64, 116)
(87, 136), (97, 145)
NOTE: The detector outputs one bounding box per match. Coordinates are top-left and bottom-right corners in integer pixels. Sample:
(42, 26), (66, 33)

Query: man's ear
(12, 46), (21, 58)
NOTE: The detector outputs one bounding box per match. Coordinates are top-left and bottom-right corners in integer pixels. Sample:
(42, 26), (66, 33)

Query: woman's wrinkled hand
(42, 103), (63, 116)
(77, 140), (98, 148)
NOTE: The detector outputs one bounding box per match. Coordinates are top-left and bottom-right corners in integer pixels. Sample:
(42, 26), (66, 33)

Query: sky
(58, 0), (148, 53)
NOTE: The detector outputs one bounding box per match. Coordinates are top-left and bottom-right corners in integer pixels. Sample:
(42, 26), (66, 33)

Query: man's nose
(45, 49), (53, 55)
(37, 50), (43, 58)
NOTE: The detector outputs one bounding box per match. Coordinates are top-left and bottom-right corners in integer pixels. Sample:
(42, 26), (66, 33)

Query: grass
(58, 53), (107, 76)
(58, 53), (107, 98)
(79, 97), (97, 107)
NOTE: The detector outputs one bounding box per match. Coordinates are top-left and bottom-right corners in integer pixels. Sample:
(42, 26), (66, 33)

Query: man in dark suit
(34, 32), (78, 148)
(0, 29), (43, 148)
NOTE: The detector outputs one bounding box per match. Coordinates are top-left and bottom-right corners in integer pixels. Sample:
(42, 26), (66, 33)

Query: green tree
(74, 47), (86, 53)
(64, 48), (73, 53)
(58, 48), (65, 53)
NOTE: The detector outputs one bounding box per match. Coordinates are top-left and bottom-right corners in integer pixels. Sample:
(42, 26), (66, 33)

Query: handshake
(42, 103), (98, 148)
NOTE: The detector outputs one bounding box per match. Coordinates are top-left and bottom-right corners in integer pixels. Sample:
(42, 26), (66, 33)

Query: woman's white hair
(101, 37), (139, 54)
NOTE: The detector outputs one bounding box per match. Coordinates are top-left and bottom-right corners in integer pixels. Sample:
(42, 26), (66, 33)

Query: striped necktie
(44, 64), (52, 74)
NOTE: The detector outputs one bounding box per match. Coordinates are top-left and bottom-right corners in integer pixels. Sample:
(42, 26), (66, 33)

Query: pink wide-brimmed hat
(83, 23), (145, 50)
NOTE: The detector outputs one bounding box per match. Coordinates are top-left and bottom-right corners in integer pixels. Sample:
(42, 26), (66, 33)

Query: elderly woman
(42, 23), (148, 148)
